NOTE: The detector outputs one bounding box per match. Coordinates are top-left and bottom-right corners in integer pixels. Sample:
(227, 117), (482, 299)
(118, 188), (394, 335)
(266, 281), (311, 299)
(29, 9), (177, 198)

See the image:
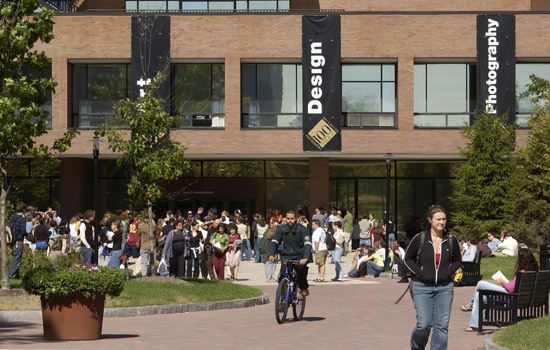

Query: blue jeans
(347, 266), (357, 277)
(410, 280), (454, 350)
(9, 241), (24, 279)
(254, 237), (265, 263)
(109, 250), (122, 269)
(468, 280), (508, 328)
(366, 261), (384, 276)
(81, 246), (93, 264)
(388, 233), (396, 247)
(359, 238), (371, 247)
(332, 245), (344, 280)
(241, 238), (251, 261)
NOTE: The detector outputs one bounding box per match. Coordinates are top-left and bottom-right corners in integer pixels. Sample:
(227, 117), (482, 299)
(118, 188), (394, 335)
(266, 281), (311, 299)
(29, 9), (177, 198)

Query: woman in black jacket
(404, 205), (462, 350)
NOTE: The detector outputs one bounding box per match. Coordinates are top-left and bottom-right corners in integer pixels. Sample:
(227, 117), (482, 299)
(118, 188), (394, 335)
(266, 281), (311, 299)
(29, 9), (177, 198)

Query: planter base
(41, 294), (105, 340)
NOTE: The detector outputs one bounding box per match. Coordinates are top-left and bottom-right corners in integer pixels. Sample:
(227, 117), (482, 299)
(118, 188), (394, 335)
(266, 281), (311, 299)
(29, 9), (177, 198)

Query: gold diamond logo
(307, 118), (338, 149)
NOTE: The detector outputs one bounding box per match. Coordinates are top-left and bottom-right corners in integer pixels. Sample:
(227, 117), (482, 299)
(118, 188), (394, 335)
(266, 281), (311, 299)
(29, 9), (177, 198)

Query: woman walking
(212, 224), (229, 280)
(162, 220), (188, 277)
(186, 222), (202, 278)
(255, 217), (268, 263)
(263, 222), (279, 282)
(227, 223), (242, 281)
(107, 221), (124, 269)
(331, 221), (345, 281)
(404, 205), (461, 350)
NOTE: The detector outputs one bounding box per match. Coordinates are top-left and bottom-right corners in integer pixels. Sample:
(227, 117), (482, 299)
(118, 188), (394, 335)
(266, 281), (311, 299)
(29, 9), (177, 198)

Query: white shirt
(334, 229), (344, 246)
(312, 227), (327, 252)
(237, 223), (248, 239)
(498, 237), (519, 256)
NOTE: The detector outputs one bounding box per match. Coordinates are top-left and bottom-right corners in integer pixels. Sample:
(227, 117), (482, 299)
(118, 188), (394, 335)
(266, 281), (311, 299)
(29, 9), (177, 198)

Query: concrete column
(309, 157), (329, 213)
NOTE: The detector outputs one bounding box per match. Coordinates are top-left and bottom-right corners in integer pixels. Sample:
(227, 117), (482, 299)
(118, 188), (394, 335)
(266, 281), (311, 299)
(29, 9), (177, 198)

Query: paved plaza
(0, 255), (489, 349)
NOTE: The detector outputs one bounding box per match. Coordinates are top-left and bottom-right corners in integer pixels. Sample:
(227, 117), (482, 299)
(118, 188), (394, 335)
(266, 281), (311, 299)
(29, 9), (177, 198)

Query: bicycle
(275, 260), (306, 324)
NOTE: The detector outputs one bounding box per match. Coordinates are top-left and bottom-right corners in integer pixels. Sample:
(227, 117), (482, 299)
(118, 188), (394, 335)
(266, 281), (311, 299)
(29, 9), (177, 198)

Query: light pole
(92, 135), (100, 265)
(385, 153), (391, 266)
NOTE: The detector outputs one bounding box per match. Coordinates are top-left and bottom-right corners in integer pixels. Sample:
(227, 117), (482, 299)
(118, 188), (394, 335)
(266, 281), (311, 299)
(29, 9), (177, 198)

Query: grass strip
(492, 316), (550, 350)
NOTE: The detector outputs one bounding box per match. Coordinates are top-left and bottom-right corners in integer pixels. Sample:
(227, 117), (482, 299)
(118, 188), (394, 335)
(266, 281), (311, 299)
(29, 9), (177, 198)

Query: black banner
(131, 16), (170, 101)
(476, 15), (515, 124)
(302, 16), (341, 152)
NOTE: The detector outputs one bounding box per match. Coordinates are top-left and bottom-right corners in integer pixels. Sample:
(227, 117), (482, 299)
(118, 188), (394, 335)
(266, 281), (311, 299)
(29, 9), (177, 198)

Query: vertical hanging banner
(303, 16), (342, 152)
(131, 16), (170, 102)
(476, 14), (515, 124)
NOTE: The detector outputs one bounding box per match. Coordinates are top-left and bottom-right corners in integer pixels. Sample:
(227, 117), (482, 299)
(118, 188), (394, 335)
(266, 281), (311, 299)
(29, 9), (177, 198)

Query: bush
(23, 261), (124, 299)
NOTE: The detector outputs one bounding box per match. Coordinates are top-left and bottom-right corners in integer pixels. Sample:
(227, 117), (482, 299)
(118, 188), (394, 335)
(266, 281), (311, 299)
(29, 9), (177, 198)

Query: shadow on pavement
(101, 334), (140, 339)
(300, 316), (325, 322)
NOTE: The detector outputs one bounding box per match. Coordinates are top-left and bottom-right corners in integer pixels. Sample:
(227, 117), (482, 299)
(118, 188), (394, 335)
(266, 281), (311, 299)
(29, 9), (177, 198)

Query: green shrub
(23, 261), (124, 299)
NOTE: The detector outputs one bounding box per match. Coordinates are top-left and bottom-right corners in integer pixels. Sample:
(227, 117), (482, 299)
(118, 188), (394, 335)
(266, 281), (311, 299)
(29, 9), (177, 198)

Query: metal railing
(41, 0), (81, 12)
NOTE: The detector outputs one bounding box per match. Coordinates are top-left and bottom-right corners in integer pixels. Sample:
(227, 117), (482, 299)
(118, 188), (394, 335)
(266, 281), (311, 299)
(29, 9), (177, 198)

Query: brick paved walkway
(0, 259), (490, 349)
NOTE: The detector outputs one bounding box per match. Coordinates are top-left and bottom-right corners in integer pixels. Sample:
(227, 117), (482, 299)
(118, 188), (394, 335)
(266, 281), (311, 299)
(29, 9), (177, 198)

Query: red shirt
(435, 253), (441, 269)
(128, 220), (140, 245)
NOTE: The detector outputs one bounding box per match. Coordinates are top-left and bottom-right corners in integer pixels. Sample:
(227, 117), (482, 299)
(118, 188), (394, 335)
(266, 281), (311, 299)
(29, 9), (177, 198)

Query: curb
(0, 293), (270, 322)
(483, 330), (509, 350)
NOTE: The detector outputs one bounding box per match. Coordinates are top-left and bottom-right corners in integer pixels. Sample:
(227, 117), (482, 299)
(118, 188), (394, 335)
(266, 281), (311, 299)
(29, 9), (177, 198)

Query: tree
(450, 112), (521, 238)
(100, 72), (189, 275)
(506, 75), (550, 247)
(0, 1), (78, 290)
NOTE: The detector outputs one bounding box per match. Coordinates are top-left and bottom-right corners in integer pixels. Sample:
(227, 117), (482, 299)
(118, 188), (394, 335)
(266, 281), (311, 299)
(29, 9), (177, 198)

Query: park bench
(477, 270), (550, 334)
(461, 250), (483, 286)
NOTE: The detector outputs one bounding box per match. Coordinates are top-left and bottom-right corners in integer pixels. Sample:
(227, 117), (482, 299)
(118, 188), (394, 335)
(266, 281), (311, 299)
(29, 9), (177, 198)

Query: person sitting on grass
(462, 248), (538, 332)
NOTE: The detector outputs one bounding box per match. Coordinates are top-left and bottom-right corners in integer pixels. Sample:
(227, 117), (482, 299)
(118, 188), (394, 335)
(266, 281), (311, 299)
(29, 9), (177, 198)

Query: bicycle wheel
(275, 278), (289, 324)
(292, 287), (306, 321)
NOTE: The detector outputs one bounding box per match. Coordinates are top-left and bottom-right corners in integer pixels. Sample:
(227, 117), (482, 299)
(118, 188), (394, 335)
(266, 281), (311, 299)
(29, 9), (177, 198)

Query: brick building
(23, 0), (550, 226)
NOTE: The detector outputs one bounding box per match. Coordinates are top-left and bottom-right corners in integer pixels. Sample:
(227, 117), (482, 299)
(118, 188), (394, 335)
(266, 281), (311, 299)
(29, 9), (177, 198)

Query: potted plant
(22, 261), (124, 340)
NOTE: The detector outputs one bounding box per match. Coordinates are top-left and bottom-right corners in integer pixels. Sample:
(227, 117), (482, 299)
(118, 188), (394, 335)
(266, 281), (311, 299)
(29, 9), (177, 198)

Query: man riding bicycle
(268, 210), (312, 296)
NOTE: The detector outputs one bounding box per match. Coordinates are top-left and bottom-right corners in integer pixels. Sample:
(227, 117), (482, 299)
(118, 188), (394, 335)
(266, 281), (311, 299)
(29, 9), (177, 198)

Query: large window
(342, 64), (396, 128)
(241, 63), (302, 128)
(172, 63), (225, 128)
(72, 64), (130, 128)
(516, 63), (550, 128)
(125, 0), (289, 10)
(414, 63), (476, 128)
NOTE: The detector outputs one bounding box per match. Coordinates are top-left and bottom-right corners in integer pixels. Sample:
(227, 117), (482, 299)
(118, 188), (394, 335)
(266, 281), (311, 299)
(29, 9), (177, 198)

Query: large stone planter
(40, 294), (105, 340)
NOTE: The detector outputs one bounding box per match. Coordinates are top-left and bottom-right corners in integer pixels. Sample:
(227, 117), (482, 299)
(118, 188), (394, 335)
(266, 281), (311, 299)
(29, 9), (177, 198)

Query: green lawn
(479, 256), (518, 281)
(106, 279), (263, 308)
(0, 278), (264, 311)
(492, 316), (550, 350)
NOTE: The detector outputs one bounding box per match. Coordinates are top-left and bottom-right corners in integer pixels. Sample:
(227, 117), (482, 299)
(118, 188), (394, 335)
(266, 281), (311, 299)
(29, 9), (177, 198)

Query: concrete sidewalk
(0, 254), (489, 349)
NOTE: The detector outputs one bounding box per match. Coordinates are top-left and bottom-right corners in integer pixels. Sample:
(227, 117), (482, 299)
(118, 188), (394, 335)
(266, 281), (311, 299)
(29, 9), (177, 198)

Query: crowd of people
(6, 199), (538, 349)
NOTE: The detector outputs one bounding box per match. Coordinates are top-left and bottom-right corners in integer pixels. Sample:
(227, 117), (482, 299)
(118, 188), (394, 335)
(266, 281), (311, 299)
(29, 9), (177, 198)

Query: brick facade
(29, 1), (550, 214)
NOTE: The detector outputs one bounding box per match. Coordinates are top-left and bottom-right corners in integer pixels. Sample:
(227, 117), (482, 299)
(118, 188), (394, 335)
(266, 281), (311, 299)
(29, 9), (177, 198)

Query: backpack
(325, 230), (336, 251)
(258, 235), (270, 255)
(5, 226), (14, 247)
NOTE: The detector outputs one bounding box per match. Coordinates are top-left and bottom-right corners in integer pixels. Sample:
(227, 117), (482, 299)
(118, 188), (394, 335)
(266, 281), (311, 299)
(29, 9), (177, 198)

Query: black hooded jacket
(404, 230), (462, 285)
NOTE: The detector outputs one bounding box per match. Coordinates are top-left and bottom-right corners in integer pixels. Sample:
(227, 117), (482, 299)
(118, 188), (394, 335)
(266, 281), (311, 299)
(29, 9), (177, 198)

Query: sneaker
(300, 289), (309, 296)
(397, 278), (409, 283)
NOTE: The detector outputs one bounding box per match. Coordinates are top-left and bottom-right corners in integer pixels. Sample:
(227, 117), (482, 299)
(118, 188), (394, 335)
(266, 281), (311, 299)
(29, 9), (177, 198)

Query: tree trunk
(1, 178), (10, 290)
(148, 199), (155, 276)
